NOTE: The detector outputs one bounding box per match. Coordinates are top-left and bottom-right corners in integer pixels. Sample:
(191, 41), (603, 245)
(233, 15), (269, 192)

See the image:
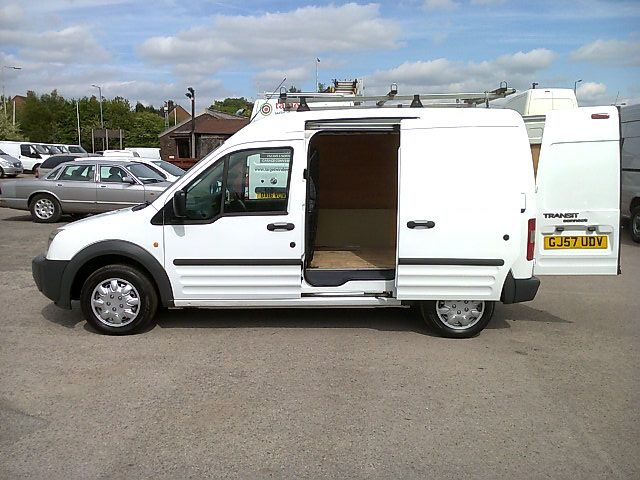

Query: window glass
(183, 161), (225, 220)
(99, 165), (128, 183)
(224, 148), (292, 213)
(126, 163), (165, 183)
(0, 148), (5, 155)
(20, 144), (31, 156)
(154, 160), (185, 177)
(46, 168), (61, 179)
(34, 145), (49, 154)
(59, 164), (95, 182)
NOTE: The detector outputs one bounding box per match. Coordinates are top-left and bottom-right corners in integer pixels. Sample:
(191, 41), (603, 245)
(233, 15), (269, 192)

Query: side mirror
(123, 176), (136, 184)
(173, 190), (187, 218)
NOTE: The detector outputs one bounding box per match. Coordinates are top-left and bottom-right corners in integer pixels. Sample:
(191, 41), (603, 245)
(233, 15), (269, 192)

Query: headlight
(46, 228), (63, 255)
(0, 159), (11, 167)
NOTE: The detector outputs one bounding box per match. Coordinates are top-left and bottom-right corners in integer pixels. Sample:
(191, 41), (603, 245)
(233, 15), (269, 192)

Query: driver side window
(179, 147), (293, 222)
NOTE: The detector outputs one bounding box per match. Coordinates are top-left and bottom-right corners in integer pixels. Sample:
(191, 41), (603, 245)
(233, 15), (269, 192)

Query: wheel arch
(28, 190), (62, 207)
(60, 240), (173, 309)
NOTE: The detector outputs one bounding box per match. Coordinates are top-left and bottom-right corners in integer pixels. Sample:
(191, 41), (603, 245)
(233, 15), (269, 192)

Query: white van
(0, 140), (49, 171)
(620, 104), (640, 242)
(31, 105), (621, 337)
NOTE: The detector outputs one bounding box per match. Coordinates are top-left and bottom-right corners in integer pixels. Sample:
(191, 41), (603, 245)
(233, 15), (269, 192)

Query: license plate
(544, 235), (608, 249)
(255, 192), (286, 199)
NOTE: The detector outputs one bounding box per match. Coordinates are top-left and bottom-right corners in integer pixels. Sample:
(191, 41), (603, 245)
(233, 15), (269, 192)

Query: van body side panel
(396, 118), (527, 300)
(534, 107), (620, 275)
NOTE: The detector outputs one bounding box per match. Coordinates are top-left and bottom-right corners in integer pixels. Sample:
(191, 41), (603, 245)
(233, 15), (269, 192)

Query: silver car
(0, 159), (171, 222)
(0, 147), (23, 177)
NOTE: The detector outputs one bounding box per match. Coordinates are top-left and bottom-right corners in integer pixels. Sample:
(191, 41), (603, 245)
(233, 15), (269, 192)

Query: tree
(0, 114), (26, 140)
(288, 85), (302, 93)
(317, 82), (326, 92)
(210, 97), (254, 118)
(126, 111), (164, 147)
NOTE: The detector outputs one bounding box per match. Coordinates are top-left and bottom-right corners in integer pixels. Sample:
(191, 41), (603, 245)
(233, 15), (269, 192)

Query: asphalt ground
(0, 178), (638, 479)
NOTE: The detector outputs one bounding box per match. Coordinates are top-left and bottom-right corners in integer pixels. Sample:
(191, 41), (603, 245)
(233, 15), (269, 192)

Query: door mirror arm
(173, 190), (187, 218)
(123, 176), (136, 184)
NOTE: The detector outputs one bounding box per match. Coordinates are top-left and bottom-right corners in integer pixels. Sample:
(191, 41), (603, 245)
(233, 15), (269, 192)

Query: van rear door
(533, 106), (620, 275)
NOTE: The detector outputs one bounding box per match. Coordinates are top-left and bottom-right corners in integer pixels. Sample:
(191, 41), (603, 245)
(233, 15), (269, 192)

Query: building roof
(159, 109), (249, 138)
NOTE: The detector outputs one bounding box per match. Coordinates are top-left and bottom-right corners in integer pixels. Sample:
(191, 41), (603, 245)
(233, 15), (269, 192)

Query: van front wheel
(631, 206), (640, 243)
(80, 265), (158, 335)
(419, 300), (494, 338)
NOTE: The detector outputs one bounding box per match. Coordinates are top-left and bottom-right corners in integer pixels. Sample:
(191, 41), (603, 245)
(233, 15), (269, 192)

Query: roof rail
(278, 82), (515, 112)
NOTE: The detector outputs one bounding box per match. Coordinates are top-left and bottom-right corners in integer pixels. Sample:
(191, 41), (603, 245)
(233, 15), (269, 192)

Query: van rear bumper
(501, 274), (540, 304)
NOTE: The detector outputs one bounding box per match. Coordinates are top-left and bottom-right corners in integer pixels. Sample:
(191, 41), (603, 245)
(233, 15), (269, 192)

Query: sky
(0, 0), (638, 112)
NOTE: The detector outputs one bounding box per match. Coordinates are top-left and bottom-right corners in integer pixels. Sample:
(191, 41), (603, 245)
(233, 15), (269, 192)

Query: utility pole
(91, 84), (105, 150)
(315, 58), (320, 92)
(76, 100), (81, 145)
(185, 87), (196, 158)
(1, 65), (21, 117)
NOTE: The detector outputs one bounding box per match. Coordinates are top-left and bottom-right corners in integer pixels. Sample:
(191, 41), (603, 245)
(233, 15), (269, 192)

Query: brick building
(159, 109), (248, 167)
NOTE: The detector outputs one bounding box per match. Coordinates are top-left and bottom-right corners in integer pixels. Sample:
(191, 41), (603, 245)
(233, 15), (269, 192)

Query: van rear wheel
(80, 265), (158, 335)
(419, 300), (494, 338)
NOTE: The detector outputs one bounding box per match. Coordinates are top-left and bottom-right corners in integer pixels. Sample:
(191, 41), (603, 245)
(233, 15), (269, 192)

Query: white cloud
(423, 0), (458, 11)
(576, 81), (609, 105)
(138, 3), (401, 73)
(470, 0), (507, 4)
(570, 38), (640, 67)
(253, 67), (310, 93)
(0, 4), (24, 29)
(366, 48), (556, 95)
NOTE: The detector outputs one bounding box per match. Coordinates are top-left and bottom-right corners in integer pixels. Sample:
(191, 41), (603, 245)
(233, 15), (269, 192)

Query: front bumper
(32, 254), (71, 308)
(0, 163), (23, 175)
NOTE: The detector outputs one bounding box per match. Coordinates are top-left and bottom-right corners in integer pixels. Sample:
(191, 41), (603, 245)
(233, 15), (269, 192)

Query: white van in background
(621, 104), (640, 242)
(125, 147), (161, 159)
(503, 88), (579, 175)
(0, 141), (49, 172)
(32, 104), (621, 338)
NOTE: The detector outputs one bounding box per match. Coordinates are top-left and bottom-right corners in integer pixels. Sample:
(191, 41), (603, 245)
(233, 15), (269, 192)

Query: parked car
(36, 154), (85, 178)
(0, 147), (23, 177)
(67, 145), (88, 154)
(0, 159), (171, 222)
(84, 155), (185, 182)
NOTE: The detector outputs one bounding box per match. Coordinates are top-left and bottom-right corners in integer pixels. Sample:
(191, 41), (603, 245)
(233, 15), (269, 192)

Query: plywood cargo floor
(309, 248), (396, 269)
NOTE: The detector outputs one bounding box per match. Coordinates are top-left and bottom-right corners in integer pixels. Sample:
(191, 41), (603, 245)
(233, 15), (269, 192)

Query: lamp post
(185, 87), (195, 158)
(574, 79), (582, 95)
(2, 65), (21, 118)
(91, 84), (105, 150)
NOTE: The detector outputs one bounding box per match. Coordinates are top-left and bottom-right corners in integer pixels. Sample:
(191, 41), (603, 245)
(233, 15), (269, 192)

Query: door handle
(100, 185), (107, 188)
(56, 183), (63, 187)
(267, 222), (295, 231)
(407, 220), (435, 229)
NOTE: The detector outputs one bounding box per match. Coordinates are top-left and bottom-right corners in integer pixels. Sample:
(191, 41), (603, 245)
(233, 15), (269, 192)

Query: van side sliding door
(534, 107), (621, 275)
(396, 118), (523, 301)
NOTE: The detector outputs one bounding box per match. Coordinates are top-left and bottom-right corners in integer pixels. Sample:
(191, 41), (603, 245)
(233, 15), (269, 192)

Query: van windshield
(0, 149), (5, 155)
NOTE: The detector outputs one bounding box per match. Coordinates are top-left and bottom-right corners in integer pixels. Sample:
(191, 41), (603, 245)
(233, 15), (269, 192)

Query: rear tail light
(591, 113), (610, 119)
(527, 218), (536, 261)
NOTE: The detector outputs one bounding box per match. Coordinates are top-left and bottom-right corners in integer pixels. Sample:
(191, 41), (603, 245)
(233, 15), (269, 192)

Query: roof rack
(278, 82), (515, 112)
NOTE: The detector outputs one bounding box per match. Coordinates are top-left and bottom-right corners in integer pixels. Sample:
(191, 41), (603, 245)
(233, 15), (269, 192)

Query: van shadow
(40, 302), (565, 335)
(496, 303), (571, 324)
(155, 307), (430, 334)
(41, 303), (84, 329)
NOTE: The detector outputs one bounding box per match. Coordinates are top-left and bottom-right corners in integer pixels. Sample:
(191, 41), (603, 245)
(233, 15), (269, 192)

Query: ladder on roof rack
(278, 82), (515, 111)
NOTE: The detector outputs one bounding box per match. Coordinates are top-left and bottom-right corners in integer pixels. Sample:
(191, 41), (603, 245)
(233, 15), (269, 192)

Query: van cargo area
(305, 131), (399, 284)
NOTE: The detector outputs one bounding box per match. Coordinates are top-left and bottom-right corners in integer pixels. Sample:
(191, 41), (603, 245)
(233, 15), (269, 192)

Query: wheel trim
(633, 213), (640, 238)
(90, 277), (141, 327)
(436, 300), (485, 330)
(34, 198), (55, 219)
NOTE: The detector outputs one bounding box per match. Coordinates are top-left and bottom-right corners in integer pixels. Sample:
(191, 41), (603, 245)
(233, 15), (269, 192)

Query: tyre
(32, 163), (41, 173)
(631, 206), (640, 243)
(29, 193), (62, 223)
(419, 300), (495, 338)
(0, 167), (4, 178)
(80, 264), (158, 335)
